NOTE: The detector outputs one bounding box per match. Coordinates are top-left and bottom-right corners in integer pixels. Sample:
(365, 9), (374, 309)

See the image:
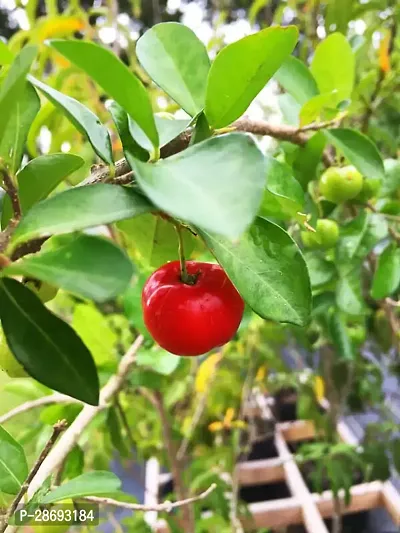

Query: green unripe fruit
(355, 178), (381, 202)
(347, 325), (366, 346)
(301, 219), (339, 249)
(319, 166), (363, 203)
(25, 280), (58, 303)
(0, 329), (27, 378)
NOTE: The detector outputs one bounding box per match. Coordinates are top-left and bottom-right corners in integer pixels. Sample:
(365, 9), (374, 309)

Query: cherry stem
(175, 224), (197, 285)
(175, 224), (189, 281)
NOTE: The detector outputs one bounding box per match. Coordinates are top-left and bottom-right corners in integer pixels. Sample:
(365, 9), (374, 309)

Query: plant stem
(175, 224), (197, 285)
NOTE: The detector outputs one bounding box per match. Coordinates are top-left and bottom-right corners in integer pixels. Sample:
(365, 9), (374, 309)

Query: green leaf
(108, 101), (149, 162)
(336, 268), (365, 316)
(200, 217), (311, 326)
(337, 212), (388, 272)
(118, 213), (195, 268)
(305, 254), (336, 288)
(0, 40), (14, 65)
(40, 403), (82, 426)
(6, 234), (133, 302)
(129, 133), (264, 239)
(136, 347), (180, 376)
(190, 112), (212, 145)
(259, 156), (304, 219)
(62, 446), (84, 482)
(293, 132), (326, 189)
(371, 244), (400, 300)
(2, 153), (84, 228)
(326, 0), (354, 34)
(41, 471), (121, 503)
(328, 311), (354, 361)
(381, 159), (400, 197)
(299, 92), (338, 126)
(106, 407), (129, 457)
(0, 46), (37, 142)
(49, 39), (159, 150)
(275, 56), (319, 105)
(30, 76), (113, 164)
(136, 22), (210, 117)
(0, 425), (28, 495)
(324, 129), (385, 180)
(0, 278), (99, 405)
(155, 116), (191, 147)
(128, 115), (190, 154)
(205, 26), (298, 128)
(10, 184), (153, 249)
(72, 303), (117, 367)
(310, 33), (355, 101)
(0, 82), (40, 175)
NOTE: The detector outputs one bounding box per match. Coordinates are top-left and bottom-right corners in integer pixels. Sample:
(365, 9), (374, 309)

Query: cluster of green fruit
(301, 166), (380, 249)
(0, 281), (58, 378)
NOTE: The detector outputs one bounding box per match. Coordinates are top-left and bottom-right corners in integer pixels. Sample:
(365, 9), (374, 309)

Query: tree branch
(82, 483), (216, 513)
(8, 335), (144, 511)
(1, 170), (21, 221)
(1, 421), (68, 532)
(151, 390), (195, 533)
(0, 394), (82, 425)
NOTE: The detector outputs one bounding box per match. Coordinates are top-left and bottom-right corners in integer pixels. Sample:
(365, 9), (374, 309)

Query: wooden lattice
(144, 396), (400, 532)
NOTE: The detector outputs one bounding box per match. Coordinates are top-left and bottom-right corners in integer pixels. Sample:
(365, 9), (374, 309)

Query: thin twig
(115, 397), (136, 452)
(0, 421), (68, 532)
(0, 394), (82, 425)
(152, 391), (195, 533)
(82, 483), (217, 513)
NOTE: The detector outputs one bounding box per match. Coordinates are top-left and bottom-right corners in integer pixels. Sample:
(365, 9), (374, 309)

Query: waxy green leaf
(49, 39), (159, 150)
(0, 425), (28, 495)
(137, 22), (210, 117)
(205, 26), (298, 128)
(0, 278), (99, 405)
(201, 217), (311, 326)
(41, 471), (121, 503)
(10, 184), (153, 248)
(129, 133), (265, 239)
(30, 76), (113, 164)
(325, 128), (385, 180)
(2, 153), (85, 228)
(0, 82), (40, 175)
(5, 234), (134, 302)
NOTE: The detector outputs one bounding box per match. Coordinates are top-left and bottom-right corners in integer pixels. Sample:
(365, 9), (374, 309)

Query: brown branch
(82, 483), (217, 513)
(1, 170), (21, 221)
(1, 421), (68, 532)
(0, 394), (82, 425)
(151, 391), (195, 533)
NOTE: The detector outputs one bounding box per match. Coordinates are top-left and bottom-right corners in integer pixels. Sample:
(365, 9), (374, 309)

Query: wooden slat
(275, 430), (329, 533)
(237, 457), (285, 485)
(278, 420), (316, 442)
(314, 481), (382, 518)
(247, 497), (302, 528)
(381, 481), (400, 525)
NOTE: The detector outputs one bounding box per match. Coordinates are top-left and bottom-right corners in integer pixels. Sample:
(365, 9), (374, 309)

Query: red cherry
(142, 261), (244, 356)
